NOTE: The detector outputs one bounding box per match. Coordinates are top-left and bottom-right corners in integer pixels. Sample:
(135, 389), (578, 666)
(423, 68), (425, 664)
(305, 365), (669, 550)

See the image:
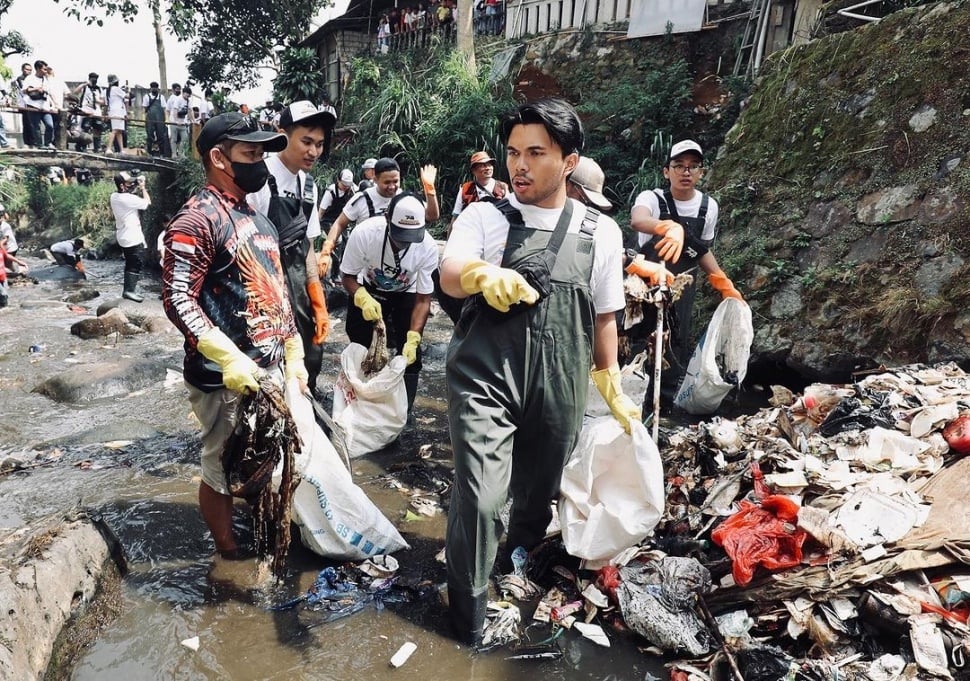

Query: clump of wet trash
(278, 362), (970, 679)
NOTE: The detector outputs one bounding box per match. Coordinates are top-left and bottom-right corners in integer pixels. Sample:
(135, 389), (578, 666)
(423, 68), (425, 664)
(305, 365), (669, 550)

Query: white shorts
(110, 118), (125, 132)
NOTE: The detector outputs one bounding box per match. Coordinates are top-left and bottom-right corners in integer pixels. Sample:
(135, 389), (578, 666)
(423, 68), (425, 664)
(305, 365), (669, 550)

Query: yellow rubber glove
(354, 287), (382, 322)
(197, 327), (261, 394)
(653, 220), (685, 264)
(625, 255), (675, 286)
(306, 279), (330, 344)
(591, 365), (641, 435)
(284, 335), (309, 384)
(459, 259), (539, 313)
(402, 330), (421, 365)
(708, 270), (744, 301)
(318, 239), (334, 276)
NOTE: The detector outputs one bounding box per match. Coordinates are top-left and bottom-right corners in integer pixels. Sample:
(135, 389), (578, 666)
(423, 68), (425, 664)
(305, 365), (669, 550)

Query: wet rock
(915, 254), (965, 299)
(908, 104), (937, 132)
(64, 289), (100, 304)
(917, 187), (965, 224)
(32, 358), (170, 403)
(18, 299), (75, 310)
(29, 264), (87, 283)
(769, 280), (803, 319)
(71, 308), (144, 340)
(855, 185), (921, 224)
(934, 153), (962, 180)
(140, 316), (175, 333)
(847, 230), (888, 263)
(803, 200), (852, 239)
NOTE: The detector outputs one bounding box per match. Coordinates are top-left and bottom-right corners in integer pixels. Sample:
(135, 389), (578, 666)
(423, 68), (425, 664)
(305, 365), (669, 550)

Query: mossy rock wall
(706, 1), (970, 381)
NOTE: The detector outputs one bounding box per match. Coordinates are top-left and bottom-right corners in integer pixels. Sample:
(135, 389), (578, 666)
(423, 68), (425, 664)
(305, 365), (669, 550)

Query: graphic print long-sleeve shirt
(162, 185), (298, 391)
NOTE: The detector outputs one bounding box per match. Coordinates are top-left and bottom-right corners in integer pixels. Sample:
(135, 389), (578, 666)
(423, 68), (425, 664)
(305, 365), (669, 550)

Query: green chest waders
(267, 175), (322, 391)
(444, 201), (598, 644)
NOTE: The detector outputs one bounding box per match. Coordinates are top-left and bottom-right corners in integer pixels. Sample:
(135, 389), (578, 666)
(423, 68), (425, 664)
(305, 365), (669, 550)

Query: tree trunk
(456, 0), (476, 74)
(152, 0), (168, 90)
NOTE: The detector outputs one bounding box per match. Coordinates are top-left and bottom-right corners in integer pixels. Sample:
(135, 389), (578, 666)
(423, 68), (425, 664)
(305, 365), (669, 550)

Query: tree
(273, 47), (327, 104)
(455, 0), (475, 74)
(0, 1), (30, 60)
(52, 0), (333, 92)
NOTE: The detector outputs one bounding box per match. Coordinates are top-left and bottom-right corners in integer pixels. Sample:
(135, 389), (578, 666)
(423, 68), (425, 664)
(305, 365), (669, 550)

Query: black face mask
(228, 159), (269, 193)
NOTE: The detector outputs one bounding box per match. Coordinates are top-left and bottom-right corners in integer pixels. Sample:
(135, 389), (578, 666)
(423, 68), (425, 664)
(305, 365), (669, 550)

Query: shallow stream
(1, 258), (671, 681)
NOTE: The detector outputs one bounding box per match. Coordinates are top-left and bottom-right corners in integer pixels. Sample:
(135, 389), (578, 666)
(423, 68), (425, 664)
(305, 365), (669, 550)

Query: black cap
(196, 112), (287, 156)
(88, 72), (99, 80)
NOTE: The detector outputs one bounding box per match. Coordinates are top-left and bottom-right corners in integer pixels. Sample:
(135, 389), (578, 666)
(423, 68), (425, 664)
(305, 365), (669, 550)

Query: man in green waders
(438, 98), (641, 645)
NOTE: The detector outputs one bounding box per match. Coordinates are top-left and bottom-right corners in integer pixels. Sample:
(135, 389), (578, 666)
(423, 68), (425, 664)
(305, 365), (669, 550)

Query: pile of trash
(482, 362), (970, 678)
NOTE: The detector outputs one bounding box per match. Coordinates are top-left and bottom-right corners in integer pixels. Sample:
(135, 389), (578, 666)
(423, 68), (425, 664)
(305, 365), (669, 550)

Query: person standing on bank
(317, 157), (439, 277)
(630, 139), (744, 407)
(162, 112), (307, 560)
(111, 171), (151, 302)
(438, 98), (639, 645)
(143, 82), (171, 157)
(340, 192), (438, 414)
(247, 100), (334, 395)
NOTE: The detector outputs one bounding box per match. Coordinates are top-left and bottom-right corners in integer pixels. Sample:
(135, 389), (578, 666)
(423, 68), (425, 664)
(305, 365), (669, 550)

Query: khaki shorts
(186, 382), (239, 496)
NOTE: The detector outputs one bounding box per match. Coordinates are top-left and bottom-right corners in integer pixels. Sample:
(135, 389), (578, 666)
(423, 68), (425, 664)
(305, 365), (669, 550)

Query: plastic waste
(389, 641), (417, 667)
(943, 414), (970, 454)
(711, 494), (807, 586)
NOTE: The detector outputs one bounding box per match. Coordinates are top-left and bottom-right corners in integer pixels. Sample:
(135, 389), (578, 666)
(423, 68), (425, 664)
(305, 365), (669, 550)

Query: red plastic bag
(943, 414), (970, 454)
(711, 494), (808, 586)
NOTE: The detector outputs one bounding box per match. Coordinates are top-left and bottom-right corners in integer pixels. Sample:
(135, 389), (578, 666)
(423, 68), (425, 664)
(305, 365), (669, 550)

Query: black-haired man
(143, 82), (171, 157)
(248, 100), (335, 394)
(318, 157), (440, 277)
(439, 98), (637, 645)
(162, 113), (306, 560)
(111, 171), (151, 302)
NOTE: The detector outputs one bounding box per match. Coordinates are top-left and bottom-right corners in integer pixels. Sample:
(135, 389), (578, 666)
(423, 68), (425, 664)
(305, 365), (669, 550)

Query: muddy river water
(1, 258), (672, 680)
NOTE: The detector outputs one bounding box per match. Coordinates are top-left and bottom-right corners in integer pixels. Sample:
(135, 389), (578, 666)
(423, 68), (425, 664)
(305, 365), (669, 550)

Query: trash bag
(281, 379), (409, 560)
(333, 342), (408, 458)
(674, 298), (753, 415)
(558, 417), (664, 565)
(615, 557), (713, 655)
(711, 494), (808, 586)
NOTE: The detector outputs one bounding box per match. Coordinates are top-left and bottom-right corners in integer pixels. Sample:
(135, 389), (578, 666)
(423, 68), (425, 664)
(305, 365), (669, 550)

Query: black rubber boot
(404, 373), (419, 416)
(122, 272), (144, 303)
(447, 585), (487, 647)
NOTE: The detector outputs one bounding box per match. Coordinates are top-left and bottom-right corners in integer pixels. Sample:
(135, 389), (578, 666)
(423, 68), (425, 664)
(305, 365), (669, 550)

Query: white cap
(339, 169), (354, 184)
(388, 194), (426, 243)
(278, 100), (336, 129)
(568, 156), (612, 211)
(669, 139), (703, 161)
(362, 158), (378, 170)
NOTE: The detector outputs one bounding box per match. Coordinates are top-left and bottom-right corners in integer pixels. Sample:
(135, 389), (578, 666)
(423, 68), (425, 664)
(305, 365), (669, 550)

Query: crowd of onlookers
(377, 0), (504, 52)
(3, 59), (219, 157)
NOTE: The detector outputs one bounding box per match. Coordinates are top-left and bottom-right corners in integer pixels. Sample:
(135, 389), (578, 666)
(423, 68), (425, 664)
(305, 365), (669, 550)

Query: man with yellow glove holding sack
(339, 191), (438, 415)
(439, 98), (637, 647)
(162, 112), (307, 561)
(629, 139), (745, 411)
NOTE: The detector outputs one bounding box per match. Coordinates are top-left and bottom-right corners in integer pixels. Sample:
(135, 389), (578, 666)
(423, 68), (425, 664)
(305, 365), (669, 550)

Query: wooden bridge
(0, 147), (178, 173)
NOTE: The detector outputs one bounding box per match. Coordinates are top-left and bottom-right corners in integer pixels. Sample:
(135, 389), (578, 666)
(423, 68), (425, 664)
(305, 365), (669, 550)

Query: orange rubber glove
(306, 279), (330, 344)
(625, 255), (675, 286)
(75, 261), (86, 274)
(653, 220), (685, 264)
(708, 270), (744, 301)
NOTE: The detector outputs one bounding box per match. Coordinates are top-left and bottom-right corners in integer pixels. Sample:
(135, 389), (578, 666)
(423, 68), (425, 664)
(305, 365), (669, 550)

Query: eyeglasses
(670, 164), (703, 175)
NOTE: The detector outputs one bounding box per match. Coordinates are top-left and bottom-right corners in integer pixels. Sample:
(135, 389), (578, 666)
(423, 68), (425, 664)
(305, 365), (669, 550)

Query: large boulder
(32, 357), (170, 403)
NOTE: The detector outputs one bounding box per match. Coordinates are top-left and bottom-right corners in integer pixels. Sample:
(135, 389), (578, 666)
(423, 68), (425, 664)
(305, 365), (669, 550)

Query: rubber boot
(447, 585), (487, 647)
(122, 272), (144, 303)
(404, 372), (419, 417)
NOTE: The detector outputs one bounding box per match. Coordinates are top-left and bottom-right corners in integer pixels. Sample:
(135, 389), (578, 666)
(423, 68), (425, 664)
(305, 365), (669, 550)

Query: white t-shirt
(340, 215), (438, 295)
(51, 240), (79, 256)
(247, 155), (322, 240)
(110, 192), (149, 247)
(341, 186), (396, 225)
(21, 74), (50, 110)
(0, 221), (17, 252)
(443, 195), (624, 314)
(451, 178), (500, 216)
(46, 76), (69, 111)
(168, 94), (190, 124)
(319, 183), (356, 214)
(634, 188), (719, 248)
(106, 85), (127, 117)
(78, 84), (101, 114)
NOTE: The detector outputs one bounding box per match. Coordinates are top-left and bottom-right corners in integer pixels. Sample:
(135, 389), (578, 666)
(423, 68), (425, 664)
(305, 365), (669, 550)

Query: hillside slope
(707, 1), (970, 381)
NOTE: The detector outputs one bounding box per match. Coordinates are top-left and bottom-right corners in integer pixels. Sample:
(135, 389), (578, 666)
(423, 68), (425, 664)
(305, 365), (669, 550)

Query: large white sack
(559, 417), (664, 566)
(674, 298), (753, 415)
(333, 342), (408, 458)
(281, 380), (409, 560)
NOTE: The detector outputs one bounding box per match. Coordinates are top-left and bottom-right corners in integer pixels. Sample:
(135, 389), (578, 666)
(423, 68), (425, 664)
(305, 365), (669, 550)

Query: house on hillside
(301, 0), (830, 104)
